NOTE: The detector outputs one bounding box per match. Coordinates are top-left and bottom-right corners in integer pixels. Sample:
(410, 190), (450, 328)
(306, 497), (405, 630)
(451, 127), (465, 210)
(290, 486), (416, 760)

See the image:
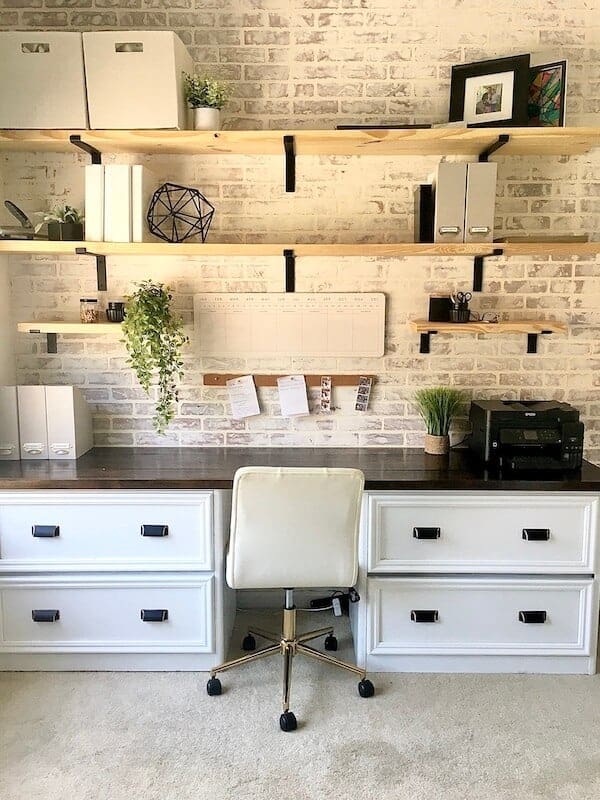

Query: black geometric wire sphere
(146, 182), (215, 243)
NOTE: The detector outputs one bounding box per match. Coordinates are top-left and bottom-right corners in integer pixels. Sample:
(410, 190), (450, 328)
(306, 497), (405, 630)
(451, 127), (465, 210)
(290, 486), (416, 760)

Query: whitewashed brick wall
(1, 1), (599, 460)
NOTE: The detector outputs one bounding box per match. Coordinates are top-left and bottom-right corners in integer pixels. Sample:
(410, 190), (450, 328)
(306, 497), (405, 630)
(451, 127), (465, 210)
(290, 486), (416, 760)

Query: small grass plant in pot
(122, 280), (189, 435)
(183, 73), (233, 130)
(36, 205), (84, 241)
(414, 387), (465, 455)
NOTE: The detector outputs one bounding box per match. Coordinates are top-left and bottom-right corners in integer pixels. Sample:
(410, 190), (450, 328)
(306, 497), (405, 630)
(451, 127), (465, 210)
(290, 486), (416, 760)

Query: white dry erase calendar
(193, 293), (385, 358)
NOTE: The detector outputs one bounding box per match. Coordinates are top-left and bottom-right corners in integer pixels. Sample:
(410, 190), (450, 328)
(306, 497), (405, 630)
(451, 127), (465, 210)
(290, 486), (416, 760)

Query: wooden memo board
(193, 293), (386, 358)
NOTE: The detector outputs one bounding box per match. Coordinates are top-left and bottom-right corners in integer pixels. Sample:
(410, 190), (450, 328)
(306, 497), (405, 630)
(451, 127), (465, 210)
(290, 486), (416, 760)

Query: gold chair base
(210, 607), (368, 714)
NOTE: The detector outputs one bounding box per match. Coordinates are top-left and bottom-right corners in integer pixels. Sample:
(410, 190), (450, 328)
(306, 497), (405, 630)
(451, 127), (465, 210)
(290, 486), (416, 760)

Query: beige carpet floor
(1, 611), (600, 800)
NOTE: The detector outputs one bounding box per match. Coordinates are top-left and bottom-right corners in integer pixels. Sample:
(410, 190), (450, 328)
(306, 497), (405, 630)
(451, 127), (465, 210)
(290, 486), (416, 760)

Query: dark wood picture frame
(449, 54), (531, 127)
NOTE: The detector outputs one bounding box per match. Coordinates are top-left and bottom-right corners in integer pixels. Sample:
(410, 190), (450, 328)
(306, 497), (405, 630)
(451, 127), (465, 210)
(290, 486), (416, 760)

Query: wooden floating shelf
(1, 240), (599, 258)
(18, 322), (122, 334)
(410, 320), (567, 335)
(1, 127), (600, 156)
(203, 373), (372, 388)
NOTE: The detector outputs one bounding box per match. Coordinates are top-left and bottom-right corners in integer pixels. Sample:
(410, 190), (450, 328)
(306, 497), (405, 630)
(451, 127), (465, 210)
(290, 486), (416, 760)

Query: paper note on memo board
(194, 293), (385, 357)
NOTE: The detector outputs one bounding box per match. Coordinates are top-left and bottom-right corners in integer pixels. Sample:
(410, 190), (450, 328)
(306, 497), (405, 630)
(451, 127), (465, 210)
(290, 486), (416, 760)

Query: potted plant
(414, 387), (465, 455)
(121, 280), (189, 435)
(36, 205), (84, 241)
(183, 73), (233, 131)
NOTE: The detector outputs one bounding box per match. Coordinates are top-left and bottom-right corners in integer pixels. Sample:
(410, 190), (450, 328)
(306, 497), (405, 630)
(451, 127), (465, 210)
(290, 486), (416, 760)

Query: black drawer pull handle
(519, 610), (547, 624)
(141, 524), (169, 537)
(32, 609), (60, 622)
(411, 609), (439, 623)
(413, 527), (441, 540)
(140, 609), (168, 622)
(32, 525), (60, 538)
(522, 528), (550, 541)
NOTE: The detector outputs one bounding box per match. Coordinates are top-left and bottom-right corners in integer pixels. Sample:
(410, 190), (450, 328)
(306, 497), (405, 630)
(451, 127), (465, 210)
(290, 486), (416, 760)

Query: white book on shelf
(84, 164), (104, 241)
(0, 386), (20, 461)
(104, 164), (132, 242)
(131, 165), (157, 243)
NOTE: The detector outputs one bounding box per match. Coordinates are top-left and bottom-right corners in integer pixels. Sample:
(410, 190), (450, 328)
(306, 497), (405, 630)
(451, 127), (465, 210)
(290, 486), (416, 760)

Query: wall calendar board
(193, 293), (385, 357)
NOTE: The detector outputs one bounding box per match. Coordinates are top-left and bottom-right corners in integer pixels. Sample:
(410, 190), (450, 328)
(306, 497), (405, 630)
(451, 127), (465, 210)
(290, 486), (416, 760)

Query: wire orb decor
(146, 182), (215, 243)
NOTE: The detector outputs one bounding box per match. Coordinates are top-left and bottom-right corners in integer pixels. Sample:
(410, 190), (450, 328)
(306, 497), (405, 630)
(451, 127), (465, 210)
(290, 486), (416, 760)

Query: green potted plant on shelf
(36, 204), (84, 241)
(121, 280), (189, 435)
(414, 386), (465, 455)
(183, 72), (233, 131)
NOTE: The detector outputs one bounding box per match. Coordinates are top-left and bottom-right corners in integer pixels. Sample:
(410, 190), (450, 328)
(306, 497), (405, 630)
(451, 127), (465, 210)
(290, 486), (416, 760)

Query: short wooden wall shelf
(410, 320), (567, 354)
(17, 321), (122, 354)
(203, 373), (371, 388)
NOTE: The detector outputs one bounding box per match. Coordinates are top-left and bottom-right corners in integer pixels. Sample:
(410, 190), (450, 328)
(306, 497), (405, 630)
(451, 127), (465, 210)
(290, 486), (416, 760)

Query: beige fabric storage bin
(83, 31), (193, 130)
(0, 32), (88, 129)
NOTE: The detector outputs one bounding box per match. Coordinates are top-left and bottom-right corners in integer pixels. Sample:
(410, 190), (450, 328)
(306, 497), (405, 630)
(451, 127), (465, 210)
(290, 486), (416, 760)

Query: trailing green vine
(122, 281), (189, 435)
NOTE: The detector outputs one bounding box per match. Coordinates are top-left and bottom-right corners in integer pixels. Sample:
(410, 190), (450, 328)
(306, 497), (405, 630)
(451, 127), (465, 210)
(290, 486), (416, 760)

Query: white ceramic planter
(192, 107), (221, 131)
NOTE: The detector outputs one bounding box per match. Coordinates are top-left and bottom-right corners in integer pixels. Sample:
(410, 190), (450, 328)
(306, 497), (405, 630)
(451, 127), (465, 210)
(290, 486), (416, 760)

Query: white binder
(464, 162), (497, 243)
(131, 165), (157, 242)
(17, 385), (48, 460)
(0, 386), (20, 461)
(84, 164), (104, 241)
(104, 164), (132, 242)
(45, 386), (93, 459)
(433, 162), (467, 244)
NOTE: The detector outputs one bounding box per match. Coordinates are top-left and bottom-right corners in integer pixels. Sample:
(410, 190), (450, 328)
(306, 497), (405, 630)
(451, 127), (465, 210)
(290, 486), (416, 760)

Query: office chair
(207, 466), (374, 731)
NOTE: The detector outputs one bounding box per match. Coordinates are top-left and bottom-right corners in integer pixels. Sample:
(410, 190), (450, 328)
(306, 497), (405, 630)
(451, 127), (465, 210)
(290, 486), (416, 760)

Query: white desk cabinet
(351, 492), (600, 674)
(0, 491), (235, 671)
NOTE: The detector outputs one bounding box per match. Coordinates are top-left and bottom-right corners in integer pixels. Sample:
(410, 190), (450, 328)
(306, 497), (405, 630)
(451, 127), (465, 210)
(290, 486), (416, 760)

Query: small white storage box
(0, 32), (88, 129)
(83, 31), (193, 130)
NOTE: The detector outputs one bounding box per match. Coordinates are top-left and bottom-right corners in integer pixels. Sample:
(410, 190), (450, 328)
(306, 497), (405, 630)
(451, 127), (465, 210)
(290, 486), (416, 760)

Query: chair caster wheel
(242, 634), (256, 651)
(206, 677), (222, 696)
(324, 634), (338, 651)
(358, 679), (375, 698)
(279, 711), (297, 732)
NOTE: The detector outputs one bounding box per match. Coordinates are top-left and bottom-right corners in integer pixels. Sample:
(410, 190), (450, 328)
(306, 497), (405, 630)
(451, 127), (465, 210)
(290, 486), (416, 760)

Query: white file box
(0, 32), (88, 129)
(0, 386), (20, 461)
(17, 386), (48, 460)
(45, 386), (93, 460)
(83, 31), (193, 129)
(465, 162), (498, 243)
(433, 162), (467, 244)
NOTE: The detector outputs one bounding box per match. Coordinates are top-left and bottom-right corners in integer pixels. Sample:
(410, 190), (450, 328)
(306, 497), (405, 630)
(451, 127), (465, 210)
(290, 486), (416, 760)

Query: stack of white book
(84, 164), (156, 242)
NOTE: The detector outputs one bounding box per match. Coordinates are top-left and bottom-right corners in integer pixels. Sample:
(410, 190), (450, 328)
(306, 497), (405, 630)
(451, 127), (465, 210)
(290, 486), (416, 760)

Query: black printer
(468, 400), (584, 471)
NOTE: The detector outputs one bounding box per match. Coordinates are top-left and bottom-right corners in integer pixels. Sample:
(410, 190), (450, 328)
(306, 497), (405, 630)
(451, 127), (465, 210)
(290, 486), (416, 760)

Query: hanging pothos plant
(122, 280), (189, 435)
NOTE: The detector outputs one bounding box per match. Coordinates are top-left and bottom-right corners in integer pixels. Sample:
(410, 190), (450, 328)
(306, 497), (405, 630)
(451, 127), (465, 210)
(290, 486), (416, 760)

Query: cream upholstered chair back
(226, 467), (365, 590)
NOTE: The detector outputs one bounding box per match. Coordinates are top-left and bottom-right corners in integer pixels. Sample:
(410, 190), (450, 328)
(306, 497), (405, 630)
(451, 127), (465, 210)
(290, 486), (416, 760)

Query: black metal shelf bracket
(419, 331), (436, 354)
(473, 248), (503, 292)
(478, 134), (509, 163)
(75, 247), (107, 292)
(527, 330), (553, 354)
(284, 249), (295, 292)
(46, 333), (57, 354)
(69, 134), (102, 165)
(283, 135), (296, 192)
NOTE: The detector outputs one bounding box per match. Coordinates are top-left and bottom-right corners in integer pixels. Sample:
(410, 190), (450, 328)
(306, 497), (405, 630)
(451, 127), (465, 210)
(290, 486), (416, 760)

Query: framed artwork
(449, 54), (531, 127)
(528, 60), (567, 126)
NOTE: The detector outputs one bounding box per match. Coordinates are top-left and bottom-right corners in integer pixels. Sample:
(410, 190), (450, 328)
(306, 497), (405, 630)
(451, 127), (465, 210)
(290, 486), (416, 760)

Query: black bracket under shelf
(527, 331), (554, 354)
(478, 134), (510, 163)
(46, 333), (57, 354)
(284, 249), (295, 292)
(419, 331), (436, 354)
(283, 135), (296, 192)
(473, 248), (503, 292)
(69, 134), (102, 165)
(75, 247), (107, 292)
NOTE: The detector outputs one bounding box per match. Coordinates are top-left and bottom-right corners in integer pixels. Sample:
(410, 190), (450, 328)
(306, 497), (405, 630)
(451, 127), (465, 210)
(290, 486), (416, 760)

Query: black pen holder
(449, 306), (470, 323)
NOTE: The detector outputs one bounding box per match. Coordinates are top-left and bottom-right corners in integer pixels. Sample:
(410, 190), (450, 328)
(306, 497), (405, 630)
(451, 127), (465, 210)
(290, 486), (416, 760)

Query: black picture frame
(449, 54), (531, 127)
(528, 60), (567, 127)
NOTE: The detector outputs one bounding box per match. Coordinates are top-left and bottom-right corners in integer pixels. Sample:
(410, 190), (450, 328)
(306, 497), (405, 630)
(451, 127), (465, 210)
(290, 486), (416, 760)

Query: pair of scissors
(451, 291), (472, 306)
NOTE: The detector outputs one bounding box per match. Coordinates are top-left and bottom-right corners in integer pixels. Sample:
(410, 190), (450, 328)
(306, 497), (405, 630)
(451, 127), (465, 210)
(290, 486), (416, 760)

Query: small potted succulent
(36, 205), (84, 241)
(414, 387), (465, 455)
(121, 280), (189, 435)
(183, 73), (233, 131)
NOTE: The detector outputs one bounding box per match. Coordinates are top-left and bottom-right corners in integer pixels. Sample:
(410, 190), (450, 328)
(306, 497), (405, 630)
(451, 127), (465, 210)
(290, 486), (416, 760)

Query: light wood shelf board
(0, 127), (599, 156)
(203, 373), (373, 387)
(17, 322), (122, 334)
(410, 320), (567, 334)
(500, 242), (600, 257)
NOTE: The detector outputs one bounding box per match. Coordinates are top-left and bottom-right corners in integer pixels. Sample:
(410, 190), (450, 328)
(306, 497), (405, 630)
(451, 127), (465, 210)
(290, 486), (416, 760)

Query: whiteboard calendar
(193, 293), (385, 357)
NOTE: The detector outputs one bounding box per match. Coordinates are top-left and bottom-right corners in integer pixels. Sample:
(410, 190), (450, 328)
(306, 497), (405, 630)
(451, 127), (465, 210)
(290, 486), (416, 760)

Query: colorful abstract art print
(528, 61), (567, 126)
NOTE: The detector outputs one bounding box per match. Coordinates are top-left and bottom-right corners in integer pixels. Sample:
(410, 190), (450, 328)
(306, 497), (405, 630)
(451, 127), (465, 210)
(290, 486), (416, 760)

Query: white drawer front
(0, 491), (213, 570)
(369, 577), (595, 656)
(367, 493), (598, 573)
(0, 575), (214, 652)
